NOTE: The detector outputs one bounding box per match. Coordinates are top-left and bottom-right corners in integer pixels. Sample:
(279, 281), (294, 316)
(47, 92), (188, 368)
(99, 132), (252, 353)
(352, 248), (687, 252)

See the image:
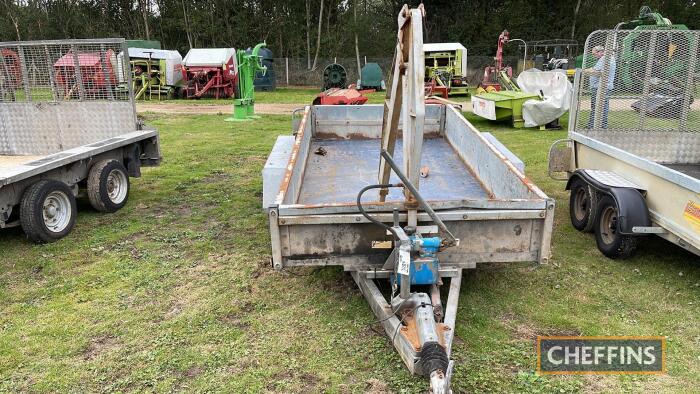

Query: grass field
(1, 97), (699, 393)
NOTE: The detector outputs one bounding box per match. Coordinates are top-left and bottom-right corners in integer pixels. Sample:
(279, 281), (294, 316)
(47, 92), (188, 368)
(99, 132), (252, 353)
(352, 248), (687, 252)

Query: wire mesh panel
(572, 29), (700, 163)
(0, 39), (136, 155)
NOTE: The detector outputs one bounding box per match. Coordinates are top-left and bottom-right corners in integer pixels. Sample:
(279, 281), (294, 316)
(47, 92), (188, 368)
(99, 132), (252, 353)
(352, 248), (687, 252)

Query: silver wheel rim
(43, 190), (71, 233)
(106, 169), (128, 204)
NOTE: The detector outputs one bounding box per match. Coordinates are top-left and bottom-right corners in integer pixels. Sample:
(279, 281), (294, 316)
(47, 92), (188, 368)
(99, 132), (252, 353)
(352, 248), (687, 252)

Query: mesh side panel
(572, 29), (700, 163)
(0, 40), (131, 103)
(0, 39), (136, 155)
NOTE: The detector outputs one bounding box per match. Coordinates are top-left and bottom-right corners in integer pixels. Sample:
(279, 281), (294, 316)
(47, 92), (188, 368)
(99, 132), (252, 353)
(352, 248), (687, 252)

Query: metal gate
(570, 29), (700, 163)
(0, 39), (136, 155)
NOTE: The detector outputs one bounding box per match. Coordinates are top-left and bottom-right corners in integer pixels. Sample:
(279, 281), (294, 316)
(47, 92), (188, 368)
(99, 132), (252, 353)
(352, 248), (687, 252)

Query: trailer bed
(663, 164), (700, 180)
(0, 156), (42, 169)
(266, 104), (555, 269)
(299, 138), (490, 205)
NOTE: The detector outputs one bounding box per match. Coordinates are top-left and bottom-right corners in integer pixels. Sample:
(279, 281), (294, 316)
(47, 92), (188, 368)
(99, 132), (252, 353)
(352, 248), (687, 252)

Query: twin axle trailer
(0, 39), (160, 242)
(551, 29), (700, 259)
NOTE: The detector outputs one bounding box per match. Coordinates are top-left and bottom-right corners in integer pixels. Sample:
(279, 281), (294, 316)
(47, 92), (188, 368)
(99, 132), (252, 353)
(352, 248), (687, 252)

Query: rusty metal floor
(297, 138), (490, 205)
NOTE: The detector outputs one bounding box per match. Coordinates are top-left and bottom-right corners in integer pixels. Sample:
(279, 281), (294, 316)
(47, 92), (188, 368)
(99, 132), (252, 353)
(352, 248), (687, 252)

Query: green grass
(1, 108), (699, 393)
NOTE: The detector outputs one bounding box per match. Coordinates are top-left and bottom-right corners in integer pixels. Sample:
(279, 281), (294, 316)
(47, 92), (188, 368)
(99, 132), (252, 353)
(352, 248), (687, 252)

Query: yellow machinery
(424, 43), (469, 95)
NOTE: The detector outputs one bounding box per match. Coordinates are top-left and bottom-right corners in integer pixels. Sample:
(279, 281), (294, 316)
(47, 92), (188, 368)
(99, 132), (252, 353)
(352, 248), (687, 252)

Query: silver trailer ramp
(265, 5), (554, 392)
(550, 29), (700, 257)
(0, 39), (160, 242)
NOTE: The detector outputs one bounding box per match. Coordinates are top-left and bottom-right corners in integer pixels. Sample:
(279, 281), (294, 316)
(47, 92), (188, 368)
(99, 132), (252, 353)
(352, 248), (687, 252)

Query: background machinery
(614, 6), (694, 95)
(0, 48), (22, 100)
(229, 43), (267, 121)
(181, 48), (238, 99)
(358, 62), (385, 91)
(252, 47), (275, 91)
(53, 49), (117, 99)
(424, 43), (469, 96)
(322, 63), (347, 90)
(122, 47), (183, 100)
(481, 30), (512, 92)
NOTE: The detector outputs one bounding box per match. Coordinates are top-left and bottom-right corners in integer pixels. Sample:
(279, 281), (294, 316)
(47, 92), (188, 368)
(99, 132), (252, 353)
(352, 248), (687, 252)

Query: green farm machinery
(424, 43), (469, 96)
(121, 48), (183, 100)
(613, 6), (695, 93)
(228, 43), (267, 121)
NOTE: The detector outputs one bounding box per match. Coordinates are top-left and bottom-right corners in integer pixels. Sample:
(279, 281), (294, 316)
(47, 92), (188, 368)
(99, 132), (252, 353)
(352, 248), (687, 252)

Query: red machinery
(0, 49), (22, 91)
(481, 30), (513, 91)
(181, 48), (238, 99)
(53, 50), (117, 99)
(313, 88), (369, 105)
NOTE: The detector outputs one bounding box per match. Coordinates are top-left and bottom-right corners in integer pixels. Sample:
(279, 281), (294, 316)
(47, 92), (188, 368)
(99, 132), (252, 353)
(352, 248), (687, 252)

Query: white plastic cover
(518, 69), (572, 127)
(183, 48), (237, 72)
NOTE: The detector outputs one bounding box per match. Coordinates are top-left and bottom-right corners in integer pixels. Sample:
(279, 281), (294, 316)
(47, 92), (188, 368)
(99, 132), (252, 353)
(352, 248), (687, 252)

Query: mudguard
(566, 170), (651, 235)
(607, 187), (652, 235)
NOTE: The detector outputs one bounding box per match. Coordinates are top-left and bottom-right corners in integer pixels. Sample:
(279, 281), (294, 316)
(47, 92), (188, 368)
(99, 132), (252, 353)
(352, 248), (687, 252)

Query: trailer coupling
(354, 163), (459, 393)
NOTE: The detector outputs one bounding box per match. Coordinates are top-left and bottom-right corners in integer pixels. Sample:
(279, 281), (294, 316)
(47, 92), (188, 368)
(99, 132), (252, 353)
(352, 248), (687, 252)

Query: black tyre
(594, 195), (638, 259)
(569, 178), (596, 232)
(20, 180), (77, 243)
(87, 160), (130, 213)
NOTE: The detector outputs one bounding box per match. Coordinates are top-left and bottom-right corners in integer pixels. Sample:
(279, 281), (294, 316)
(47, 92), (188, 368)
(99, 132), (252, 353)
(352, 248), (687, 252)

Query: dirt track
(137, 102), (302, 115)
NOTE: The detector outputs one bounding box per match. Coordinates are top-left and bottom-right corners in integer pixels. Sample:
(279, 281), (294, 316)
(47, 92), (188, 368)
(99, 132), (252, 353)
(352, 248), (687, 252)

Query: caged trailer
(549, 28), (700, 258)
(0, 39), (160, 243)
(181, 48), (238, 99)
(263, 5), (554, 392)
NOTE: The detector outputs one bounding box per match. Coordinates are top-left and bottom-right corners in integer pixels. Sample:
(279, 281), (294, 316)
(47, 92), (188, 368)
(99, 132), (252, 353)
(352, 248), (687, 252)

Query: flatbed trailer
(0, 39), (160, 243)
(264, 9), (553, 392)
(550, 29), (700, 258)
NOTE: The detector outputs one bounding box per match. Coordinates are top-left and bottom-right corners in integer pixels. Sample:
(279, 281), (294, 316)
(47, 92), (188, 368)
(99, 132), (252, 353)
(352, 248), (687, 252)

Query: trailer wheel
(88, 160), (130, 213)
(20, 180), (77, 243)
(594, 195), (638, 259)
(569, 178), (596, 232)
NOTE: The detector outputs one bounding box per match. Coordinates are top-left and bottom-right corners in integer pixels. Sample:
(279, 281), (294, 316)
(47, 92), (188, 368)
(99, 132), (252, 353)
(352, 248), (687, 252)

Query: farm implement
(182, 48), (238, 99)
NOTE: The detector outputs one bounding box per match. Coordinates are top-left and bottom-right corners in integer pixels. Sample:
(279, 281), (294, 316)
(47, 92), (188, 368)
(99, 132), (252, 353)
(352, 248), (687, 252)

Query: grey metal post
(44, 45), (58, 101)
(0, 49), (7, 100)
(285, 57), (289, 86)
(569, 69), (582, 131)
(121, 41), (138, 127)
(16, 46), (31, 102)
(70, 44), (85, 100)
(99, 44), (114, 101)
(679, 32), (699, 131)
(637, 31), (658, 131)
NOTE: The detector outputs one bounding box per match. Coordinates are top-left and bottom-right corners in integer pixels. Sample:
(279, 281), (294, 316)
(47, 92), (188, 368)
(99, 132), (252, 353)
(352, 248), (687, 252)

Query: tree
(310, 0), (324, 70)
